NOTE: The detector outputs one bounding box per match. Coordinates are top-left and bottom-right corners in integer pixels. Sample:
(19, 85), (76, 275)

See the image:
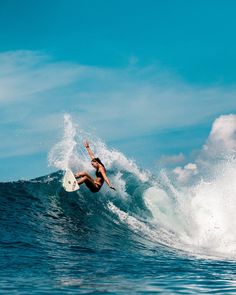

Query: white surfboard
(62, 169), (80, 192)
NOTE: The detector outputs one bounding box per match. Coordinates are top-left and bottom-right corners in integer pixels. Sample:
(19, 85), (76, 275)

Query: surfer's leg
(75, 171), (91, 178)
(77, 176), (100, 193)
(76, 176), (88, 185)
(76, 175), (94, 185)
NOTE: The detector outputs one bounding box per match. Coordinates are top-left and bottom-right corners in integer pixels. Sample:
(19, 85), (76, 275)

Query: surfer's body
(75, 141), (115, 193)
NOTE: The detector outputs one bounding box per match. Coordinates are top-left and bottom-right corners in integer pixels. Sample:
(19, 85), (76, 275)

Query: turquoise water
(0, 169), (236, 294)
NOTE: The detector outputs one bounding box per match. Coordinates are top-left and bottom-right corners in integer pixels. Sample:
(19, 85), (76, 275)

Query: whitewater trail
(48, 114), (236, 260)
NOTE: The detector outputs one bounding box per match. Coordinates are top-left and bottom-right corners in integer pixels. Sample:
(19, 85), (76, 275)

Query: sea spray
(185, 158), (236, 255)
(48, 114), (150, 191)
(143, 157), (236, 258)
(48, 114), (80, 171)
(47, 113), (236, 259)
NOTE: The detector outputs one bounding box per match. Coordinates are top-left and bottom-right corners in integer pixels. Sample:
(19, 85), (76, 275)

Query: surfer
(75, 141), (116, 193)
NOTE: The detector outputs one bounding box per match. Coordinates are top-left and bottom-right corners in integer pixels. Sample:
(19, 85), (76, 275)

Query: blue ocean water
(1, 115), (236, 294)
(1, 171), (236, 294)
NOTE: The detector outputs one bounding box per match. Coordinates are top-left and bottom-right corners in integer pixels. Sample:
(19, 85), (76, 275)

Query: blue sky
(0, 0), (236, 181)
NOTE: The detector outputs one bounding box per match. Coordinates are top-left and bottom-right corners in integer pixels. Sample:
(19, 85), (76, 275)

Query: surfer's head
(91, 158), (99, 168)
(91, 158), (105, 170)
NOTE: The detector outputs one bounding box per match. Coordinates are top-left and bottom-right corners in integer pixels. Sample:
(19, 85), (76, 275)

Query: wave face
(1, 114), (236, 294)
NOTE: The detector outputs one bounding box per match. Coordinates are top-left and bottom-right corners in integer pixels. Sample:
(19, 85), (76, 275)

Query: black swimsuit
(95, 169), (103, 179)
(85, 169), (104, 193)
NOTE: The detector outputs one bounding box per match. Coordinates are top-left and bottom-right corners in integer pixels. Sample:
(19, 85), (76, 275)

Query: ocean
(1, 115), (236, 294)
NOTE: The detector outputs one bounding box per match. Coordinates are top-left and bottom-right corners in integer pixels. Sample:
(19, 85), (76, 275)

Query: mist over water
(1, 113), (236, 294)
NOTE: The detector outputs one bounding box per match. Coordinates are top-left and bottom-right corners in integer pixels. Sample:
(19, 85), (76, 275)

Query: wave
(1, 114), (236, 261)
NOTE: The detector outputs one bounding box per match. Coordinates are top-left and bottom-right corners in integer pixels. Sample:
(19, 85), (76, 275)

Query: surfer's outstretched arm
(99, 167), (116, 191)
(84, 141), (95, 160)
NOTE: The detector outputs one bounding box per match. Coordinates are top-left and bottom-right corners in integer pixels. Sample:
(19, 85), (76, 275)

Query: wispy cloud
(157, 153), (185, 166)
(1, 50), (236, 178)
(0, 51), (84, 103)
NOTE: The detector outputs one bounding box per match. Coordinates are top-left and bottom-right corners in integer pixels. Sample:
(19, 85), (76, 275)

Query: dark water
(0, 172), (236, 294)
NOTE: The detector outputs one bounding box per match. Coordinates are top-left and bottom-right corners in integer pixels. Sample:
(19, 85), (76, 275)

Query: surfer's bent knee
(75, 171), (88, 178)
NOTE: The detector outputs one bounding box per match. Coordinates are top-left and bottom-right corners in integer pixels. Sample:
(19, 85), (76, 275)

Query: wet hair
(91, 157), (106, 171)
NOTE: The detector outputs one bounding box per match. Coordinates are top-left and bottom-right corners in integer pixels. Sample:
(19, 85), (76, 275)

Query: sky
(0, 0), (236, 181)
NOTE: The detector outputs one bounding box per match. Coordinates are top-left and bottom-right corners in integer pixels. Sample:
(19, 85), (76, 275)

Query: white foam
(185, 159), (236, 256)
(48, 114), (150, 183)
(48, 114), (79, 171)
(107, 201), (176, 247)
(92, 139), (150, 182)
(144, 158), (236, 258)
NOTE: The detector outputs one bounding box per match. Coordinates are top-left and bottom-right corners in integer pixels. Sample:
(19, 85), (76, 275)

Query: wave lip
(46, 114), (236, 260)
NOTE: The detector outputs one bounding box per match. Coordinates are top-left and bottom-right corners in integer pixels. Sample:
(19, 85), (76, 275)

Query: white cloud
(172, 114), (236, 184)
(173, 163), (198, 184)
(204, 114), (236, 153)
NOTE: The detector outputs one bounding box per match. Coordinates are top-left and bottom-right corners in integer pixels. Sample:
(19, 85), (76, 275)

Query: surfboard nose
(62, 169), (80, 192)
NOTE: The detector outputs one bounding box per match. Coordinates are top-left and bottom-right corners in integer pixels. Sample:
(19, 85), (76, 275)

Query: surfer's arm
(100, 167), (116, 191)
(84, 141), (95, 160)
